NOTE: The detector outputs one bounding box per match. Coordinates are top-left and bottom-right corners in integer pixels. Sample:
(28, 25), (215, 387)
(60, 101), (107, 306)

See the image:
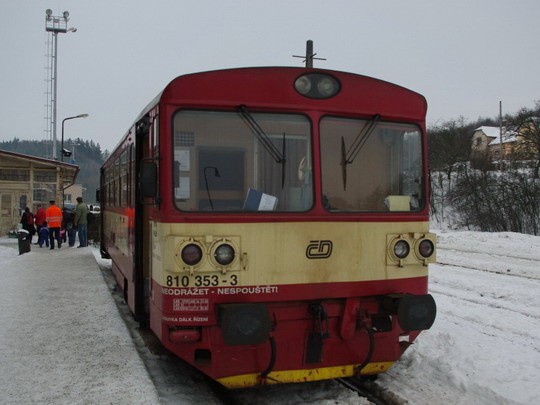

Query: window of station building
(0, 169), (29, 182)
(1, 194), (12, 217)
(32, 183), (56, 203)
(34, 170), (56, 182)
(19, 195), (27, 211)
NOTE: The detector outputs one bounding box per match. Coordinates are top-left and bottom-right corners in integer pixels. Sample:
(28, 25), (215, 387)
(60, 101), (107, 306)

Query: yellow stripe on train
(217, 362), (395, 388)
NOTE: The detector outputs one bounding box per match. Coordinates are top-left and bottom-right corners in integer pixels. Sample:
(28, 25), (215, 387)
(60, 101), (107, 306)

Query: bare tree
(447, 167), (540, 235)
(428, 117), (474, 177)
(506, 102), (540, 178)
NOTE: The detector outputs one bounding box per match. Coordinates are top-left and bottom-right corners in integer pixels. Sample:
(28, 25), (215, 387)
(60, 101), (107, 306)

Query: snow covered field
(377, 230), (540, 405)
(0, 230), (538, 404)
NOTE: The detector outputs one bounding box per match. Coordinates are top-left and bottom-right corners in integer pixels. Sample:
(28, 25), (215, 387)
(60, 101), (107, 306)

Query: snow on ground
(0, 237), (161, 405)
(0, 230), (539, 404)
(377, 229), (540, 405)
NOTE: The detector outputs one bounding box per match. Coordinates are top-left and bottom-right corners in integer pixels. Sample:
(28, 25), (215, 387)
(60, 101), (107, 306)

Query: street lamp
(61, 114), (89, 162)
(45, 9), (77, 160)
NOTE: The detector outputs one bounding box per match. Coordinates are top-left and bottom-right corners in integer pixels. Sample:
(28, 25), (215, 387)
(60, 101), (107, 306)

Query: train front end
(147, 68), (436, 388)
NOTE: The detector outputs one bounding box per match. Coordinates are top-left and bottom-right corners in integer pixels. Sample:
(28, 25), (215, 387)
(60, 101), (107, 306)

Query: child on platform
(38, 221), (50, 248)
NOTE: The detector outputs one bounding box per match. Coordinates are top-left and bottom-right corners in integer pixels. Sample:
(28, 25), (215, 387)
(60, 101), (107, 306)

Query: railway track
(336, 377), (407, 405)
(435, 247), (540, 280)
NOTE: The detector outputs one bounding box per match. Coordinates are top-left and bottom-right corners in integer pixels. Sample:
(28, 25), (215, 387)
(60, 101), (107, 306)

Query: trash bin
(17, 229), (31, 255)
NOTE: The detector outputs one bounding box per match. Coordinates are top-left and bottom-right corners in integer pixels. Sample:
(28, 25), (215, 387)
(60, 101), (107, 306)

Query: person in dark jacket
(74, 196), (88, 248)
(62, 207), (76, 247)
(20, 207), (36, 242)
(38, 221), (50, 248)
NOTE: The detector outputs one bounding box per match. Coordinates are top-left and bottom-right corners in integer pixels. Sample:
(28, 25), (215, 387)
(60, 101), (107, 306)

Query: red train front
(100, 67), (436, 388)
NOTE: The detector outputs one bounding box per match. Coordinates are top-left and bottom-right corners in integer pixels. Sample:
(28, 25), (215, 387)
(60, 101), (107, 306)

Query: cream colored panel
(151, 221), (433, 286)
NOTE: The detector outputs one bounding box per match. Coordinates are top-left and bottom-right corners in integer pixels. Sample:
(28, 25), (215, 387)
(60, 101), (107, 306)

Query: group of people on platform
(20, 197), (93, 250)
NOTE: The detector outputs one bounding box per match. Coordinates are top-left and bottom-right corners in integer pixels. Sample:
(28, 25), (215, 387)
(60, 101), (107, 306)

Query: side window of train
(153, 115), (159, 159)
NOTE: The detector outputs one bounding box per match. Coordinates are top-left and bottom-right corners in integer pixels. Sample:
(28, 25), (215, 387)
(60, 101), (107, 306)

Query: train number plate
(166, 274), (238, 288)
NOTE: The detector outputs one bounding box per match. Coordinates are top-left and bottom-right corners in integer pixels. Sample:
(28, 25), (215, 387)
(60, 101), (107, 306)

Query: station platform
(0, 237), (161, 404)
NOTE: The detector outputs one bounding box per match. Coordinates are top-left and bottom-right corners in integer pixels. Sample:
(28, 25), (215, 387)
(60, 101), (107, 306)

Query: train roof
(141, 66), (426, 121)
(108, 67), (427, 163)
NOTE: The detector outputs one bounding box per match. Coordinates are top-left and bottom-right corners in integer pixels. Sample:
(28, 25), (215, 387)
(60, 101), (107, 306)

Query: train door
(134, 116), (153, 324)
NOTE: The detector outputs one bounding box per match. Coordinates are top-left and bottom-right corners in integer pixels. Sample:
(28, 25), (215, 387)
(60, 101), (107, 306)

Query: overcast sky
(1, 0), (539, 153)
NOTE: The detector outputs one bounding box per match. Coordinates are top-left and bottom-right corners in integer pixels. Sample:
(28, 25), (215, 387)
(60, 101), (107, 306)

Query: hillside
(0, 138), (106, 204)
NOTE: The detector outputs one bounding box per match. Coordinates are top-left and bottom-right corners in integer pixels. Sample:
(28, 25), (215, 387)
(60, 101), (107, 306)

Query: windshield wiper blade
(344, 114), (380, 164)
(236, 105), (284, 163)
(340, 114), (380, 190)
(340, 136), (347, 190)
(281, 132), (286, 188)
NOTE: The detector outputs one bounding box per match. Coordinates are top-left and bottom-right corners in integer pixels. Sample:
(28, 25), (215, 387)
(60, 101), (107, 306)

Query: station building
(0, 150), (79, 235)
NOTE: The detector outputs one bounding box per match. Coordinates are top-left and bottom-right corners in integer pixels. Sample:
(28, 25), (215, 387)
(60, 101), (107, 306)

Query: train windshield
(172, 110), (312, 212)
(320, 117), (423, 212)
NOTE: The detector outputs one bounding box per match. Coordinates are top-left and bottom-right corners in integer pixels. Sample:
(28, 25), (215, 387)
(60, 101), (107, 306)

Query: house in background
(471, 126), (518, 161)
(0, 150), (78, 235)
(64, 183), (84, 205)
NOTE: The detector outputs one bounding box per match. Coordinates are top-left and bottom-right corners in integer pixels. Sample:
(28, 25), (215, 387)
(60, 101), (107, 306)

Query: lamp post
(61, 114), (89, 162)
(45, 9), (77, 160)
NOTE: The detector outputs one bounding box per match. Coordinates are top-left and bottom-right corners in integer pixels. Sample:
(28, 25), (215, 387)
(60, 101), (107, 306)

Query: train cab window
(173, 110), (312, 212)
(320, 117), (423, 212)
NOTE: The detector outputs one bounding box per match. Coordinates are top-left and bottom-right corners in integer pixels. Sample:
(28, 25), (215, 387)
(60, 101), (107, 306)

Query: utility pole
(499, 101), (504, 171)
(71, 141), (80, 163)
(293, 40), (326, 68)
(45, 9), (77, 160)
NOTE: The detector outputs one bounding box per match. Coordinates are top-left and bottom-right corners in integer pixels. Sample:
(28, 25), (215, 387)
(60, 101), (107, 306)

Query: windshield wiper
(237, 105), (285, 163)
(340, 114), (380, 190)
(237, 105), (287, 188)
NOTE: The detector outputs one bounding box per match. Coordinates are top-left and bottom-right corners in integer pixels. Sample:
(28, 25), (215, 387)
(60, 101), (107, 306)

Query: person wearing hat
(45, 200), (63, 249)
(74, 196), (88, 248)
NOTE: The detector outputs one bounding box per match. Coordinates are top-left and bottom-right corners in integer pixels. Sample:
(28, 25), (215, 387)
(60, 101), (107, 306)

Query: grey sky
(1, 0), (539, 152)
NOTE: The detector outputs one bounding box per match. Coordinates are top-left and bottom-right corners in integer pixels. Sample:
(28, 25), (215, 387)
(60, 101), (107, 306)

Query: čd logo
(306, 240), (333, 259)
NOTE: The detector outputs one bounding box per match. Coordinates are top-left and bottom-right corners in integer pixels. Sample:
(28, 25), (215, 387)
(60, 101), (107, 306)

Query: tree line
(428, 101), (540, 235)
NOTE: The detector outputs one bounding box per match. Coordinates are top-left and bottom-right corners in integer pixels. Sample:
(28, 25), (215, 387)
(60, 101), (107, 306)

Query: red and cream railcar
(100, 67), (436, 388)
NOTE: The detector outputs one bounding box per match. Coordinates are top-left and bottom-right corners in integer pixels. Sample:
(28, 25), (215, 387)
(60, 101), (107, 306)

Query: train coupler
(306, 303), (330, 363)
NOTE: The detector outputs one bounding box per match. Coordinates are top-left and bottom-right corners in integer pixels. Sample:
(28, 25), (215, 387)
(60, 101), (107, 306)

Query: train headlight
(418, 239), (434, 258)
(317, 77), (337, 97)
(294, 73), (340, 99)
(214, 243), (235, 266)
(181, 243), (203, 266)
(294, 75), (312, 95)
(393, 240), (410, 259)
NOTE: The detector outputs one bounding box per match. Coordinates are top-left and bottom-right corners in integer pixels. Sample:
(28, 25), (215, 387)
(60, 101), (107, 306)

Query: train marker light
(393, 240), (410, 259)
(215, 244), (235, 266)
(181, 243), (203, 266)
(418, 239), (434, 258)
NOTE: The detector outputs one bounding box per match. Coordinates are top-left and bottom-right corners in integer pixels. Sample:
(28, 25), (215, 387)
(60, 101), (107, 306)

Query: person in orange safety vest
(46, 200), (63, 249)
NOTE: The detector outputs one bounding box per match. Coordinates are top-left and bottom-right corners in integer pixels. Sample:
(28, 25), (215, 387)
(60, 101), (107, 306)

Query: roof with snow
(474, 126), (517, 145)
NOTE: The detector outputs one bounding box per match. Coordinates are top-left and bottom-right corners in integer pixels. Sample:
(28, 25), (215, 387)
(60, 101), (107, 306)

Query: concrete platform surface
(0, 237), (161, 404)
